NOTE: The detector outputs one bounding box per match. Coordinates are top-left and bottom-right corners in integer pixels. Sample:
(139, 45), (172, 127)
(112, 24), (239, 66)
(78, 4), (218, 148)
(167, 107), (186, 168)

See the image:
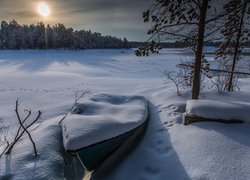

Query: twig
(14, 99), (37, 156)
(163, 70), (188, 96)
(13, 109), (31, 141)
(58, 114), (68, 125)
(59, 90), (90, 124)
(6, 105), (41, 155)
(0, 137), (9, 158)
(0, 100), (42, 158)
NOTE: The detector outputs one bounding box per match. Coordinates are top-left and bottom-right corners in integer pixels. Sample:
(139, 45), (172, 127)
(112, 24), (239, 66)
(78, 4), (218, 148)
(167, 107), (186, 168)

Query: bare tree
(164, 70), (188, 96)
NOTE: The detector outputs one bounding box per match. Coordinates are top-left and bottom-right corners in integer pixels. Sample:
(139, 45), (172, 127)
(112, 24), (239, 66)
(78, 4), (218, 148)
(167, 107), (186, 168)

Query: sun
(37, 2), (50, 17)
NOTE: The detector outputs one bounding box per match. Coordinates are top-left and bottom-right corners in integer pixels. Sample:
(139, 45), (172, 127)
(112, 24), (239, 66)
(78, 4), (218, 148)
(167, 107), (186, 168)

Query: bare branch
(205, 5), (242, 24)
(191, 0), (201, 8)
(13, 109), (31, 141)
(0, 101), (42, 158)
(158, 31), (194, 40)
(59, 90), (90, 124)
(6, 108), (41, 155)
(204, 24), (225, 38)
(0, 138), (9, 158)
(14, 99), (37, 156)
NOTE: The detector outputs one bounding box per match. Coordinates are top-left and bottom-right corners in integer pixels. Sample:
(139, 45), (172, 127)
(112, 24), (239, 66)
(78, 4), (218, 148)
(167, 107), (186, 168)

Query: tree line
(0, 20), (130, 49)
(0, 20), (235, 50)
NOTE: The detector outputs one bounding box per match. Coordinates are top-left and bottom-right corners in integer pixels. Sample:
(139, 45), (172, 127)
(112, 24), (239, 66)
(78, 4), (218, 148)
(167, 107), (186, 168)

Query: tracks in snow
(155, 103), (186, 129)
(0, 80), (97, 94)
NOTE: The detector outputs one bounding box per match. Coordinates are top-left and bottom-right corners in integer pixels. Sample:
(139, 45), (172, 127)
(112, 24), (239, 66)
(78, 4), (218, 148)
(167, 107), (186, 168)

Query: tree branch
(205, 6), (242, 24)
(204, 24), (225, 38)
(13, 109), (31, 141)
(15, 99), (37, 156)
(0, 138), (9, 158)
(6, 107), (41, 155)
(59, 90), (90, 124)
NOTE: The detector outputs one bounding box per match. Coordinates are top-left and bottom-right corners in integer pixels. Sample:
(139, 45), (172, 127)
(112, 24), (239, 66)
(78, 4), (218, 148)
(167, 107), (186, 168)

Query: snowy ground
(0, 49), (250, 179)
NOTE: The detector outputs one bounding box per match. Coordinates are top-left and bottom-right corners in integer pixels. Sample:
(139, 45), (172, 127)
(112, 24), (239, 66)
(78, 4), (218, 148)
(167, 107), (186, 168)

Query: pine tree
(216, 0), (250, 91)
(136, 0), (234, 99)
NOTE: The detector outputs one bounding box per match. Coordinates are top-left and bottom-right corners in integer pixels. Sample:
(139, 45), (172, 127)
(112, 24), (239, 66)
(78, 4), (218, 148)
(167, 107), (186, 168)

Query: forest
(0, 20), (234, 50)
(0, 20), (130, 49)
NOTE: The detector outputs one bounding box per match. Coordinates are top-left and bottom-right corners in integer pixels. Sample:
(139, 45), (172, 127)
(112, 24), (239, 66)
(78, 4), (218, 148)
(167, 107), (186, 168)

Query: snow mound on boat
(185, 100), (250, 122)
(62, 94), (148, 151)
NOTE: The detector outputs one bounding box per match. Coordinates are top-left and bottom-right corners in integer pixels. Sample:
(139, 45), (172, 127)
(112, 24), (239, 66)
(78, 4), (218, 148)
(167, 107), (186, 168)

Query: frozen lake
(0, 49), (250, 180)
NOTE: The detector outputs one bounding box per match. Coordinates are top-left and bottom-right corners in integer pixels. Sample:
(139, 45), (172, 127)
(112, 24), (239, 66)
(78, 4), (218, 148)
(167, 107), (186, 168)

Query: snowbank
(185, 100), (250, 122)
(170, 122), (250, 180)
(62, 94), (148, 151)
(0, 118), (64, 179)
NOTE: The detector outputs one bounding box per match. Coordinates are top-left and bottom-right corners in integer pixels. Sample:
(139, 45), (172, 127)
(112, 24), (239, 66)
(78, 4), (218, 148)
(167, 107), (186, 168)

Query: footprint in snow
(152, 140), (171, 154)
(164, 121), (175, 128)
(144, 166), (159, 175)
(167, 112), (183, 124)
(158, 128), (167, 133)
(156, 104), (171, 113)
(167, 103), (186, 113)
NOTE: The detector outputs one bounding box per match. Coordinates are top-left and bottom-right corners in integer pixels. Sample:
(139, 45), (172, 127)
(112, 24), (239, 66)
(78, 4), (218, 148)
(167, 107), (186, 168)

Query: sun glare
(37, 2), (50, 17)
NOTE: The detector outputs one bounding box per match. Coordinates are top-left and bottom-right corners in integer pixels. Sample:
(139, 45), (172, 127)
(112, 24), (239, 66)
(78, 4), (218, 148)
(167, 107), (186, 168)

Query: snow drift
(0, 119), (64, 179)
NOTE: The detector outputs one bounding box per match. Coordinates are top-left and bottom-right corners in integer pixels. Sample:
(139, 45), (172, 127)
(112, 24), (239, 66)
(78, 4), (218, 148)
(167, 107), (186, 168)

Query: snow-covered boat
(62, 94), (149, 171)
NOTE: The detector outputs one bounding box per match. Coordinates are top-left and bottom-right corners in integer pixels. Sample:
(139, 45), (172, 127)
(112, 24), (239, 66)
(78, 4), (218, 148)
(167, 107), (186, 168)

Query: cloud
(0, 0), (150, 41)
(51, 0), (149, 17)
(5, 10), (35, 18)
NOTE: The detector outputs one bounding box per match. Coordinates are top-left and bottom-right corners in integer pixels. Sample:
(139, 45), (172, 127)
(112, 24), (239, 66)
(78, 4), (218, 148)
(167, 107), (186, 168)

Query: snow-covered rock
(62, 94), (148, 151)
(185, 100), (250, 122)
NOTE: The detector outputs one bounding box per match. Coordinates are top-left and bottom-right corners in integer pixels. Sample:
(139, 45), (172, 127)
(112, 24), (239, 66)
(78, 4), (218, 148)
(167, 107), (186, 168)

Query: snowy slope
(0, 49), (250, 179)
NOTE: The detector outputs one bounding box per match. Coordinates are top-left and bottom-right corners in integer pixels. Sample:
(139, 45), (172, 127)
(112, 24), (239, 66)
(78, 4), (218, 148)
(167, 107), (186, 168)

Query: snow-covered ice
(0, 49), (250, 179)
(62, 94), (148, 151)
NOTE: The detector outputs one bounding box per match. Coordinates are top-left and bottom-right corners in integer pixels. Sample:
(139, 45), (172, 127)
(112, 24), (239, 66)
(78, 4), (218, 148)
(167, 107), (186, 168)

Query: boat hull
(74, 118), (148, 172)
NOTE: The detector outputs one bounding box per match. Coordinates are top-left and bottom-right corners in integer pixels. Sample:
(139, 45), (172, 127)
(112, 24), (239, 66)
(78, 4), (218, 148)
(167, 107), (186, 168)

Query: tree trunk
(192, 0), (209, 99)
(227, 1), (247, 91)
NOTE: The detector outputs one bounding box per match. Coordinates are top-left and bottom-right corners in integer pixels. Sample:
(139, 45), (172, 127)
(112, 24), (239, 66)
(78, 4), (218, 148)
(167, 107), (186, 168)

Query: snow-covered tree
(0, 20), (128, 50)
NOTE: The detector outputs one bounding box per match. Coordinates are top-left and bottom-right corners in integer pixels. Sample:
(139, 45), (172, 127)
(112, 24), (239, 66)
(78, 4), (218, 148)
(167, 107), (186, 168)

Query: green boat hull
(74, 120), (148, 171)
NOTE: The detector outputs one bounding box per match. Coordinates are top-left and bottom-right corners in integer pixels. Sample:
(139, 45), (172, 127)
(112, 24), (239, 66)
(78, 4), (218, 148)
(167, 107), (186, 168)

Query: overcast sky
(0, 0), (151, 41)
